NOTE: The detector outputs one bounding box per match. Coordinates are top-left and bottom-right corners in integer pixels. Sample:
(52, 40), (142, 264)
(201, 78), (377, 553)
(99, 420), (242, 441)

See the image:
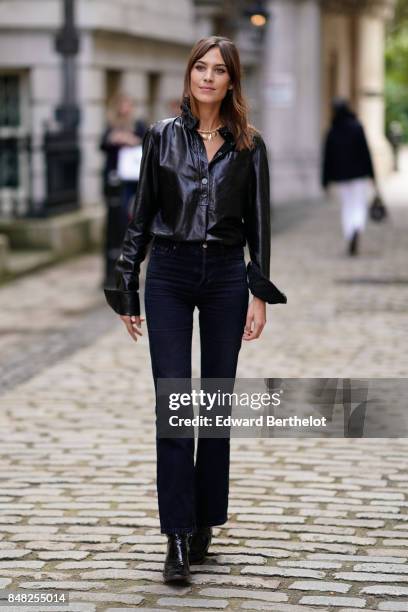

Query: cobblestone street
(1, 197), (408, 612)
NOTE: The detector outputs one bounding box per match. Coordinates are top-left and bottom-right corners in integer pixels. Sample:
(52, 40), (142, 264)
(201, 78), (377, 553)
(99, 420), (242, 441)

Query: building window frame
(0, 70), (32, 218)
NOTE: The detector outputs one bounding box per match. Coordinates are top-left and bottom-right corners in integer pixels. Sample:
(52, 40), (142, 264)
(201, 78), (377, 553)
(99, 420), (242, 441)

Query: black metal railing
(0, 129), (81, 219)
(43, 130), (80, 216)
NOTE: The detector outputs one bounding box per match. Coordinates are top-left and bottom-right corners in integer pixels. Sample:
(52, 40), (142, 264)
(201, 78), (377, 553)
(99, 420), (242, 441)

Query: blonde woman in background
(100, 93), (147, 286)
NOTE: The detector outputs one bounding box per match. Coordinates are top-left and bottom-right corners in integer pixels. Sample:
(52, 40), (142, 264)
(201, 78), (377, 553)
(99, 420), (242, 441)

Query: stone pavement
(0, 196), (408, 612)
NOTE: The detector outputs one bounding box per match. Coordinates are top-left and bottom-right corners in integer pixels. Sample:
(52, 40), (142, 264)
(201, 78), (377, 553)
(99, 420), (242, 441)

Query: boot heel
(188, 527), (212, 564)
(163, 533), (191, 583)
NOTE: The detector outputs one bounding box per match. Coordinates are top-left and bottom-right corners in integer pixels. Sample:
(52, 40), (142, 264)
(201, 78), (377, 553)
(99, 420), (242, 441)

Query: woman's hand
(109, 130), (128, 145)
(243, 298), (266, 341)
(120, 315), (145, 342)
(109, 130), (140, 147)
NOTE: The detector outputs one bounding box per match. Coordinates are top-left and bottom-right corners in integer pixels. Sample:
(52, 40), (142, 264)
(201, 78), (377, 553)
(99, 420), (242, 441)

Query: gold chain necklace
(197, 124), (223, 142)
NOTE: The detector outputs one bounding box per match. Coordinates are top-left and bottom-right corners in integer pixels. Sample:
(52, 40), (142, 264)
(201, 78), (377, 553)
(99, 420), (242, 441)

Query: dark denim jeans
(144, 236), (249, 534)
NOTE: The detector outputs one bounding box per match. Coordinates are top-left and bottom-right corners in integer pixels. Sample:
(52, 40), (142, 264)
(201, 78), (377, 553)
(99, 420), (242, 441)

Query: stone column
(262, 0), (321, 203)
(355, 12), (393, 178)
(77, 52), (106, 209)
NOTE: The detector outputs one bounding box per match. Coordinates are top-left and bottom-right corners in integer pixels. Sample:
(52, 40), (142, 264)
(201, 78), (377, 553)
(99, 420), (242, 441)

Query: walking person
(104, 36), (287, 583)
(100, 93), (147, 286)
(322, 98), (376, 256)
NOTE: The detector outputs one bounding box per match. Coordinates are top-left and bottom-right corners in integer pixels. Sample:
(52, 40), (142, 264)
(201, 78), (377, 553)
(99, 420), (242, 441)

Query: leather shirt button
(202, 242), (208, 248)
(201, 177), (208, 185)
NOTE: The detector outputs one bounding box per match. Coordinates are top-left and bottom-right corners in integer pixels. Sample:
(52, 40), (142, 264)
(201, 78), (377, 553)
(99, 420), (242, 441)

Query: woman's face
(190, 46), (232, 107)
(117, 97), (134, 117)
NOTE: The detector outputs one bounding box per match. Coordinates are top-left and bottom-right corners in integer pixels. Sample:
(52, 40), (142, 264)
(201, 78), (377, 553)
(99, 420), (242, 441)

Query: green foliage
(386, 0), (408, 141)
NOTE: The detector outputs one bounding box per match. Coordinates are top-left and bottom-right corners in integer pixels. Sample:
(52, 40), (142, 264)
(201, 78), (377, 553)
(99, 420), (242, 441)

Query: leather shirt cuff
(103, 288), (141, 316)
(246, 262), (287, 304)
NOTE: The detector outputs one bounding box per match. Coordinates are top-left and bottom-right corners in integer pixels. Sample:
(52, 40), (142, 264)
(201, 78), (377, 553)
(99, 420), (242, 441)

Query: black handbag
(369, 191), (388, 222)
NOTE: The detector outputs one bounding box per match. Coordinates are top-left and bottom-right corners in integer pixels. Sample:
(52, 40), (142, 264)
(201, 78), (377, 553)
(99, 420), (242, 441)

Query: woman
(322, 98), (376, 256)
(100, 93), (147, 286)
(104, 36), (287, 583)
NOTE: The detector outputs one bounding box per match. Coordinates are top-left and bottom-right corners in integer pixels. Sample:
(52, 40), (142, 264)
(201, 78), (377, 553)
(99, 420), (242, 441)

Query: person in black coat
(100, 93), (147, 286)
(322, 98), (376, 255)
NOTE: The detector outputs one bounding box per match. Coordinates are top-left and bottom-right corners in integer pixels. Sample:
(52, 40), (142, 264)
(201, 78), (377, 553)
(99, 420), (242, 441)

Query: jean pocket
(151, 243), (174, 256)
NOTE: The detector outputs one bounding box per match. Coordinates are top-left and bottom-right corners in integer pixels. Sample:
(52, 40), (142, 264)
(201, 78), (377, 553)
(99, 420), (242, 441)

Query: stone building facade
(0, 0), (197, 218)
(260, 0), (396, 201)
(0, 0), (396, 219)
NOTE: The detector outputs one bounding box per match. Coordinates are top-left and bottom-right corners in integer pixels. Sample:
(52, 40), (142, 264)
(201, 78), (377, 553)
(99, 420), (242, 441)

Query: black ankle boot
(188, 526), (212, 564)
(163, 533), (191, 583)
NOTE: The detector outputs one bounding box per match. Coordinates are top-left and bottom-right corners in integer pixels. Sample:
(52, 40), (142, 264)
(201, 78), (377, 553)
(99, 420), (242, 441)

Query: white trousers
(335, 178), (372, 241)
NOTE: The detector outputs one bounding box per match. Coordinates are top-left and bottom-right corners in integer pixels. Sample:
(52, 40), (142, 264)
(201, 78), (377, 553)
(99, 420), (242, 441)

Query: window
(0, 75), (21, 189)
(0, 75), (20, 127)
(0, 73), (31, 217)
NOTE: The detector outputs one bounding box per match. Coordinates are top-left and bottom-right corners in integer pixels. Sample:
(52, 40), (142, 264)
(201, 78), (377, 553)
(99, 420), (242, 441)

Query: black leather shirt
(104, 100), (287, 316)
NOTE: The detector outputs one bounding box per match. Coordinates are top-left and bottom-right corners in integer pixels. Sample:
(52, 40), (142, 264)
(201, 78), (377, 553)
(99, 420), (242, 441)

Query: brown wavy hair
(181, 36), (259, 151)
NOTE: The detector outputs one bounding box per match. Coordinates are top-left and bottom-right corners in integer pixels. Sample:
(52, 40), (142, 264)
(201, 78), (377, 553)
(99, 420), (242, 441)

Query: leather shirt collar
(180, 97), (235, 144)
